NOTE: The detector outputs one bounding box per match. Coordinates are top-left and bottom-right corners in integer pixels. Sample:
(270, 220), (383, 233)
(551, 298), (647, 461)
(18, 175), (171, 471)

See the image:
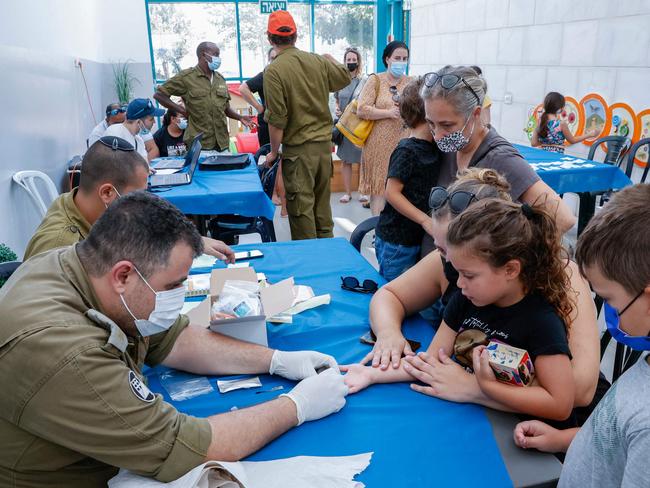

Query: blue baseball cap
(126, 98), (165, 120)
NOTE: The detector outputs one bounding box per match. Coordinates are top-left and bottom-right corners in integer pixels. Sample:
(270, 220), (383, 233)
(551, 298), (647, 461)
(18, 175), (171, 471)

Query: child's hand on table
(514, 420), (571, 453)
(340, 364), (374, 394)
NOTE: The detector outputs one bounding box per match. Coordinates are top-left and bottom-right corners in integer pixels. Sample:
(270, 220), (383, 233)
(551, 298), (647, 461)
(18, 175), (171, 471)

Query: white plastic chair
(12, 171), (59, 218)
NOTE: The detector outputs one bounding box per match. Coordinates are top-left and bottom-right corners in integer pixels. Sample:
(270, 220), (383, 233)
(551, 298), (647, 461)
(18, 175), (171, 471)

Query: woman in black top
(239, 48), (277, 147)
(152, 107), (187, 157)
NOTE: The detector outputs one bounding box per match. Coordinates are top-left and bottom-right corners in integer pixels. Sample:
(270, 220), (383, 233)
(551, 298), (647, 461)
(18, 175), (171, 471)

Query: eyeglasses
(98, 136), (136, 152)
(389, 85), (400, 103)
(616, 289), (645, 317)
(429, 186), (477, 214)
(423, 72), (481, 106)
(341, 276), (378, 294)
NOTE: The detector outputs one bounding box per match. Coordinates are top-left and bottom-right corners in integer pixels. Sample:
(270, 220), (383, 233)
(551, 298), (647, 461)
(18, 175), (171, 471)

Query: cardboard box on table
(186, 267), (294, 347)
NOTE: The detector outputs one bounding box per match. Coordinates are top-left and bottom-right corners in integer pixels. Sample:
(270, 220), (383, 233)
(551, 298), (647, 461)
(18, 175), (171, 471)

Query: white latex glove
(269, 350), (339, 380)
(281, 368), (348, 425)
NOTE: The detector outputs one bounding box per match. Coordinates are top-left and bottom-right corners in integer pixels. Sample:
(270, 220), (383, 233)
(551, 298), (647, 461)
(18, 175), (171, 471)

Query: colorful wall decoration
(523, 92), (650, 168)
(635, 109), (650, 167)
(579, 93), (609, 146)
(560, 96), (584, 143)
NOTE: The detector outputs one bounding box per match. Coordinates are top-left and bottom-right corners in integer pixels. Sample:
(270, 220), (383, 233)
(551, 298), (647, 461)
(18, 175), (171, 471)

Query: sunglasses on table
(428, 186), (477, 214)
(341, 276), (378, 294)
(423, 72), (481, 106)
(389, 85), (401, 103)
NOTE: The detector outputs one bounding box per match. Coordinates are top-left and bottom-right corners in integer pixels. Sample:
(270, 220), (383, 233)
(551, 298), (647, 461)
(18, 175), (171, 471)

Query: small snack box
(186, 267), (295, 347)
(486, 341), (535, 387)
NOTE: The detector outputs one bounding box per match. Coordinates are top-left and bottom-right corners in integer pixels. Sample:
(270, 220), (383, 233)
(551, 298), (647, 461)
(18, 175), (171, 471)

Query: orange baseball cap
(267, 10), (297, 36)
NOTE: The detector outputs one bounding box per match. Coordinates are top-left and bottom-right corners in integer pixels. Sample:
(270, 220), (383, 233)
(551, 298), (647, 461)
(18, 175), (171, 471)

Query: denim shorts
(375, 236), (421, 282)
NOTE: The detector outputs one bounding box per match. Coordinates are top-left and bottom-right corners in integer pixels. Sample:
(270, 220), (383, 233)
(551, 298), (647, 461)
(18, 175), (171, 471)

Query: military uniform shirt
(159, 67), (231, 151)
(23, 188), (91, 261)
(263, 47), (351, 146)
(0, 247), (211, 487)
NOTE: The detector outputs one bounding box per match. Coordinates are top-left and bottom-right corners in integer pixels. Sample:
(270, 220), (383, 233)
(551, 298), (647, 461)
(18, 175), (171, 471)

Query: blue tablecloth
(516, 144), (632, 194)
(146, 238), (513, 487)
(150, 154), (275, 219)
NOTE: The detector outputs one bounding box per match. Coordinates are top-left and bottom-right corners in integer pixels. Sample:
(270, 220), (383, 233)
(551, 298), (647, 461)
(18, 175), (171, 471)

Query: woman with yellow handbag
(356, 41), (411, 215)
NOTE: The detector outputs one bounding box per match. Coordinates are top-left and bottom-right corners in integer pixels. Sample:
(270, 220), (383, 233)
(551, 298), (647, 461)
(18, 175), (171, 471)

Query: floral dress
(357, 73), (411, 196)
(539, 119), (566, 153)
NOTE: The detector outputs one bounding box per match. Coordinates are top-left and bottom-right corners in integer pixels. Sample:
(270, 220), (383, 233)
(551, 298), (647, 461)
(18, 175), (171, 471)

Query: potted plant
(0, 243), (18, 288)
(112, 59), (141, 105)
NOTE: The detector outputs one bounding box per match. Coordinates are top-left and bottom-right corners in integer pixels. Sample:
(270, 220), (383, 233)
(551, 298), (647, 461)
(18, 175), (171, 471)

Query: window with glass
(147, 0), (376, 84)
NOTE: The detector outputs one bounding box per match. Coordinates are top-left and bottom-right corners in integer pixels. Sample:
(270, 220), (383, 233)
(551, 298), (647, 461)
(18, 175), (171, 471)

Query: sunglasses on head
(423, 72), (481, 106)
(389, 85), (401, 103)
(98, 136), (136, 152)
(429, 186), (477, 214)
(341, 276), (378, 294)
(107, 106), (127, 117)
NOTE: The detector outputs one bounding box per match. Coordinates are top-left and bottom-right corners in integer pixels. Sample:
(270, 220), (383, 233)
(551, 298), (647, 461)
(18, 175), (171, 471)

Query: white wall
(0, 0), (154, 257)
(410, 0), (650, 168)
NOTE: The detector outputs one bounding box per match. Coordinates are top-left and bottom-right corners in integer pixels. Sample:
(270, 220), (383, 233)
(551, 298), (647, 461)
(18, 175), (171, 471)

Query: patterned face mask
(433, 115), (476, 153)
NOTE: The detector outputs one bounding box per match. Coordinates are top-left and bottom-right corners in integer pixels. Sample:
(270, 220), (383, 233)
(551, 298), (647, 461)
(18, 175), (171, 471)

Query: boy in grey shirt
(513, 183), (650, 487)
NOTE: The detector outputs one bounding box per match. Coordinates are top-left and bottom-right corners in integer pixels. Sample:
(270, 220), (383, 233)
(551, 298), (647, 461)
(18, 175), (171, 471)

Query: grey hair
(420, 65), (488, 118)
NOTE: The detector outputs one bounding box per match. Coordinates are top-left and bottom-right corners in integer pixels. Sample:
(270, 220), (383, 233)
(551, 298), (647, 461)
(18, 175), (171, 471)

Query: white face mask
(120, 266), (185, 337)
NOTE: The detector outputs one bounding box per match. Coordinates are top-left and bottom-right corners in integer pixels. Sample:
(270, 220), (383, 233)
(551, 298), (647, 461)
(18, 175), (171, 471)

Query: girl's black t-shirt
(443, 291), (571, 361)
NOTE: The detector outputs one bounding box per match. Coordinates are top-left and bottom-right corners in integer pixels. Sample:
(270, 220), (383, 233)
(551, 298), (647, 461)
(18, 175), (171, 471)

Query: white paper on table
(109, 452), (373, 488)
(227, 262), (251, 268)
(193, 254), (217, 269)
(154, 168), (182, 175)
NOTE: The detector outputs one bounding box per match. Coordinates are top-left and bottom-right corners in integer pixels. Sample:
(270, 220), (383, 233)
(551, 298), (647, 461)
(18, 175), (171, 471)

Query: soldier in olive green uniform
(23, 136), (235, 263)
(154, 42), (255, 151)
(1, 192), (348, 487)
(23, 137), (149, 260)
(263, 11), (351, 240)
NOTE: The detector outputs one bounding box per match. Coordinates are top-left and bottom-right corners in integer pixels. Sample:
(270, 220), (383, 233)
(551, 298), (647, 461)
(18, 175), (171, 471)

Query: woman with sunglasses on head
(421, 66), (575, 236)
(341, 168), (600, 417)
(356, 41), (411, 214)
(343, 192), (582, 424)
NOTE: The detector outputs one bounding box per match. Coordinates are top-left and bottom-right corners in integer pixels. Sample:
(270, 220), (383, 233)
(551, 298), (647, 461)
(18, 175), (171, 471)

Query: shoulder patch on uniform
(128, 370), (155, 403)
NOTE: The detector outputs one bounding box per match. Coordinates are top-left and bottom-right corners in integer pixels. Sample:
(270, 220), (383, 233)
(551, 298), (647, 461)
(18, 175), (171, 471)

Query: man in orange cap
(263, 10), (351, 240)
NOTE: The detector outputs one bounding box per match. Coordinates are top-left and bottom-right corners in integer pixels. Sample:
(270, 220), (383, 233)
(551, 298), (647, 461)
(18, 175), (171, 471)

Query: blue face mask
(389, 61), (407, 78)
(604, 296), (650, 351)
(177, 118), (188, 130)
(207, 55), (221, 71)
(138, 120), (151, 136)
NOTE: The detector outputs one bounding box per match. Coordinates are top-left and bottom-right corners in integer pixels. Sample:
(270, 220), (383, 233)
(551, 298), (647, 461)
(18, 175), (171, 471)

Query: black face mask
(347, 63), (358, 72)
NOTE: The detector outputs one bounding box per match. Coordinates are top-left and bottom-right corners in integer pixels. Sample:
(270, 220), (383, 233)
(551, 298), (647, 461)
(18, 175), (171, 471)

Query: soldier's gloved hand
(280, 368), (348, 425)
(269, 350), (339, 381)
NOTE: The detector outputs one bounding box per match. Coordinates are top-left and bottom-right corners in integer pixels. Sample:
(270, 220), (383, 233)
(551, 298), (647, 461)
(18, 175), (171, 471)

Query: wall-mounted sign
(260, 0), (287, 14)
(580, 93), (610, 146)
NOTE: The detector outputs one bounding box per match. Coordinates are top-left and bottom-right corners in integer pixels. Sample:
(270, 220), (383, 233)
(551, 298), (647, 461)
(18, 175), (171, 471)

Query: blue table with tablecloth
(146, 238), (562, 487)
(150, 154), (275, 219)
(516, 144), (632, 233)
